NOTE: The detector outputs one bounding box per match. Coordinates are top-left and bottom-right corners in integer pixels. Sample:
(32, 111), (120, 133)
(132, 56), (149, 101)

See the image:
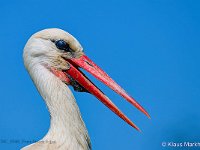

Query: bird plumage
(22, 28), (149, 150)
(22, 29), (91, 150)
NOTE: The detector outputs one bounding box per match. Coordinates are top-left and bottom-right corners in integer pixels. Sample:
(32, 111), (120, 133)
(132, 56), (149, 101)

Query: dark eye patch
(55, 40), (70, 52)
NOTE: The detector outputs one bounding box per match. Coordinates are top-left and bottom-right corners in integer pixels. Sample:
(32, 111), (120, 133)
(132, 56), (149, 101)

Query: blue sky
(0, 0), (200, 150)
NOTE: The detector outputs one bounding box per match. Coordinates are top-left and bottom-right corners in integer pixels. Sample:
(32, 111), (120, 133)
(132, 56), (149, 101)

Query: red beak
(62, 54), (150, 131)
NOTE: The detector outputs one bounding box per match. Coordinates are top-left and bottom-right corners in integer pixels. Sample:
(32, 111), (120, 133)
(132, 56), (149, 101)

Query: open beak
(63, 54), (150, 131)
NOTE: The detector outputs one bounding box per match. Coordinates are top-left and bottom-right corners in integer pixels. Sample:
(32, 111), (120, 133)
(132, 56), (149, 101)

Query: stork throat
(67, 74), (89, 93)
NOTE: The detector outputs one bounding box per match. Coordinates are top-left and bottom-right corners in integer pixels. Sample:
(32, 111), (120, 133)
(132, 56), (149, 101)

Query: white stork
(22, 28), (150, 150)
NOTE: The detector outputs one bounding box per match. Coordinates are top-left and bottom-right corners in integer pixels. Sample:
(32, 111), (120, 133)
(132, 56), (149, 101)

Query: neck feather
(24, 64), (91, 150)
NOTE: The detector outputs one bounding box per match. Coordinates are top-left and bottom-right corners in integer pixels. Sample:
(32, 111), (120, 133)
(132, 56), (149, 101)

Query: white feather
(22, 29), (91, 150)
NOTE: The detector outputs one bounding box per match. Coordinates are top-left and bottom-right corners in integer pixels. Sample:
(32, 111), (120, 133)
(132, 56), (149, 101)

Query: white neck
(22, 64), (91, 150)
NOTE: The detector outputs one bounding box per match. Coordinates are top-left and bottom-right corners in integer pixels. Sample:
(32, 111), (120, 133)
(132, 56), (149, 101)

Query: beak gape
(60, 54), (150, 131)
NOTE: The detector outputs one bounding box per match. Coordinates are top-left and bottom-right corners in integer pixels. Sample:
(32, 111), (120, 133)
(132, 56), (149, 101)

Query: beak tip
(135, 126), (142, 132)
(129, 121), (141, 132)
(145, 112), (151, 119)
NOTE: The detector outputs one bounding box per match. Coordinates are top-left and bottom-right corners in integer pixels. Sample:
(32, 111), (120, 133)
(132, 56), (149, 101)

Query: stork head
(23, 28), (150, 131)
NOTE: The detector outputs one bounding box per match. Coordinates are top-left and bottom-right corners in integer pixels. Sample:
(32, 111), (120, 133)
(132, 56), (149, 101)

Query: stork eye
(55, 40), (70, 51)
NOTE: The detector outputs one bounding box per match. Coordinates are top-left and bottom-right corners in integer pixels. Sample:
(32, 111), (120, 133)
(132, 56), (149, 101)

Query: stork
(22, 28), (150, 150)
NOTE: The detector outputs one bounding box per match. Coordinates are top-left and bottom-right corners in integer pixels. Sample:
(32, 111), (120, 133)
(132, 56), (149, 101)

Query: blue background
(0, 0), (200, 150)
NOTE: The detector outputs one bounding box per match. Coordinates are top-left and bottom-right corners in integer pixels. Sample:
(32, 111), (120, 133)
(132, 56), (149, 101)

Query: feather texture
(22, 29), (91, 150)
